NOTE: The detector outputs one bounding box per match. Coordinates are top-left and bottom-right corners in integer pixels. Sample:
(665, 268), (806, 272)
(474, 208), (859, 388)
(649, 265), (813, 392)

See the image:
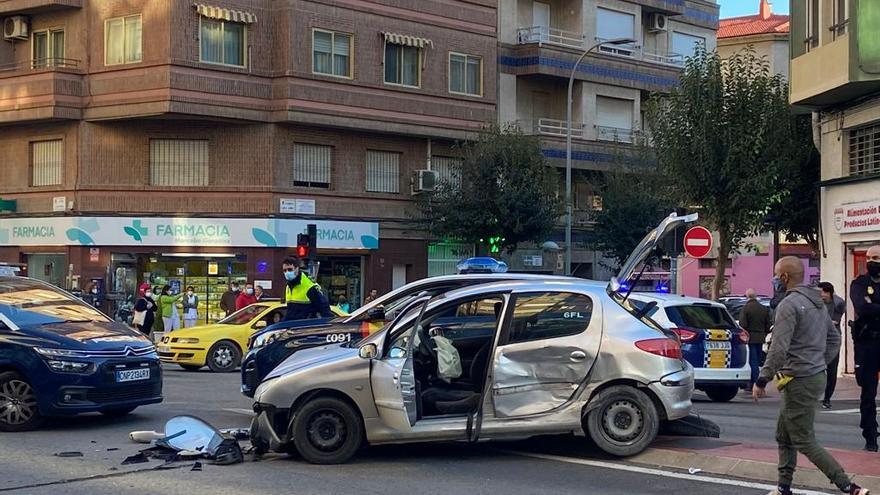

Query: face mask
(145, 292), (153, 298)
(771, 276), (785, 293)
(187, 291), (194, 296)
(246, 288), (254, 295)
(868, 261), (880, 278)
(284, 270), (299, 281)
(232, 287), (240, 292)
(91, 288), (98, 294)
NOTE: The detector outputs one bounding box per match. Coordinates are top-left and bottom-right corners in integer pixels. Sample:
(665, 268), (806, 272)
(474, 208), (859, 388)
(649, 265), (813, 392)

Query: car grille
(86, 383), (162, 404)
(70, 345), (157, 359)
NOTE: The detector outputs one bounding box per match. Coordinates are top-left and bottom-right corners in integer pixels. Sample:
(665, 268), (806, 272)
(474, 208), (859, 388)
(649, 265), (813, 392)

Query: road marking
(822, 407), (880, 415)
(502, 450), (834, 495)
(223, 408), (256, 416)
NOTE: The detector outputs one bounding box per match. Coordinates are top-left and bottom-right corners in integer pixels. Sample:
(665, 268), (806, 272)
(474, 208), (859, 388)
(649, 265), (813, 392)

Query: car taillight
(635, 338), (682, 359)
(672, 328), (699, 343)
(737, 328), (749, 344)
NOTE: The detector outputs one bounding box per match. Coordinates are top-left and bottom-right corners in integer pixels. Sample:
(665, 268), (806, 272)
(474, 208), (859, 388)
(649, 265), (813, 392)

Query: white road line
(822, 407), (880, 415)
(501, 450), (834, 495)
(223, 408), (256, 416)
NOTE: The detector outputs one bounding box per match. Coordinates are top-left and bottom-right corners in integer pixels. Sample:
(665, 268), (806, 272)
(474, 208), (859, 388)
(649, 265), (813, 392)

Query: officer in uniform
(280, 256), (333, 321)
(851, 245), (880, 452)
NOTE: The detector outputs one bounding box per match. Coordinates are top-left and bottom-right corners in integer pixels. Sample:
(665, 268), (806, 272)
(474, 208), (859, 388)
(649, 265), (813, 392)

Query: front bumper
(157, 344), (207, 365)
(250, 403), (290, 453)
(240, 349), (260, 397)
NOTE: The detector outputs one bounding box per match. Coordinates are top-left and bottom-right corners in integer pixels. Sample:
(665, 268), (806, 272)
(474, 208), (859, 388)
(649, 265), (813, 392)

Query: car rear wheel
(0, 371), (44, 432)
(207, 341), (241, 373)
(586, 385), (659, 457)
(179, 364), (202, 372)
(100, 406), (137, 417)
(704, 385), (739, 402)
(291, 397), (364, 464)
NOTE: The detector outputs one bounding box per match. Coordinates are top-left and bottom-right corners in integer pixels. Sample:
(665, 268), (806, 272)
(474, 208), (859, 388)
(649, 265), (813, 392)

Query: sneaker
(845, 483), (870, 494)
(767, 487), (793, 495)
(822, 400), (832, 409)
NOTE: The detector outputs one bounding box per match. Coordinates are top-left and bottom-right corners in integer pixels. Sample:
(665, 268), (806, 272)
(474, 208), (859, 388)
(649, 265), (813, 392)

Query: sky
(718, 0), (790, 19)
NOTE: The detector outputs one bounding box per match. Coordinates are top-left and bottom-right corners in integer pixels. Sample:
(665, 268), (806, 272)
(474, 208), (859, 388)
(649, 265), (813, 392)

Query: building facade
(0, 0), (496, 321)
(790, 0), (880, 372)
(496, 0), (718, 278)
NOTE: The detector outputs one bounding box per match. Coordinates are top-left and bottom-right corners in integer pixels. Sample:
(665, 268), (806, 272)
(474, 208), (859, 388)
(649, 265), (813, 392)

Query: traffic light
(296, 233), (310, 259)
(480, 236), (505, 255)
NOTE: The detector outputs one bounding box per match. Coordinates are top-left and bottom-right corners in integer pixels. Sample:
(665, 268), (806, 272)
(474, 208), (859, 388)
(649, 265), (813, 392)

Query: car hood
(263, 343), (358, 381)
(20, 320), (152, 350)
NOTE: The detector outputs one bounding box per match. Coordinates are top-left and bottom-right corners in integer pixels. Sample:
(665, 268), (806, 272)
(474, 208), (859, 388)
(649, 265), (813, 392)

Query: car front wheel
(291, 397), (364, 464)
(207, 341), (241, 373)
(0, 371), (44, 432)
(586, 385), (659, 457)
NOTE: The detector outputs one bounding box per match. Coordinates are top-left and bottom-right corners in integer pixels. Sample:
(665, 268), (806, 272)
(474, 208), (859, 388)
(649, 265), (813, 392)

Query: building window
(365, 150), (400, 193)
(596, 96), (635, 143)
(32, 30), (64, 68)
(105, 14), (142, 65)
(200, 18), (246, 67)
(293, 143), (332, 188)
(848, 125), (880, 176)
(312, 29), (352, 77)
(150, 139), (209, 187)
(431, 156), (461, 187)
(671, 31), (705, 59)
(449, 53), (482, 96)
(31, 140), (63, 187)
(832, 0), (849, 38)
(806, 0), (819, 50)
(384, 43), (420, 87)
(596, 7), (636, 57)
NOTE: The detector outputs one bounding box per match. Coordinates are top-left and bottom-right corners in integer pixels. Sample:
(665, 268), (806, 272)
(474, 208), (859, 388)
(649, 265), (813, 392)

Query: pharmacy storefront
(0, 216), (379, 324)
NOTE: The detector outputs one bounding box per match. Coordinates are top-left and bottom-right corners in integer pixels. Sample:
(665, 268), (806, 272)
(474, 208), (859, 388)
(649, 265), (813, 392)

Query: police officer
(851, 245), (880, 452)
(280, 256), (332, 321)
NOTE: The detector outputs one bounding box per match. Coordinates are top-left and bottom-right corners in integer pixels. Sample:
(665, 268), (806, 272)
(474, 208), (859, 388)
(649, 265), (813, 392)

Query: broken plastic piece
(688, 468), (702, 474)
(107, 448), (119, 452)
(54, 451), (83, 457)
(121, 453), (150, 465)
(129, 430), (164, 444)
(219, 428), (250, 441)
(191, 461), (203, 471)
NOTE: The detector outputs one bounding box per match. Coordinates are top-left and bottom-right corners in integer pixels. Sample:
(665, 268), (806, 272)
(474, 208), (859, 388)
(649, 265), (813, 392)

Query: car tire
(586, 385), (659, 457)
(704, 385), (739, 403)
(0, 371), (44, 432)
(290, 397), (364, 464)
(207, 341), (241, 373)
(179, 364), (202, 372)
(100, 406), (137, 417)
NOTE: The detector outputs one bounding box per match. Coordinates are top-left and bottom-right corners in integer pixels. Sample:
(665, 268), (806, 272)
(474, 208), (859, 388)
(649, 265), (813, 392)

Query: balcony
(596, 125), (636, 144)
(521, 118), (641, 171)
(0, 0), (81, 14)
(529, 118), (586, 139)
(0, 58), (84, 122)
(517, 26), (586, 51)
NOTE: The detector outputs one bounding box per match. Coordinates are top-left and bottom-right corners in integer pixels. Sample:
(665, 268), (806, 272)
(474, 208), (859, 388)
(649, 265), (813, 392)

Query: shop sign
(53, 197), (67, 212)
(522, 255), (543, 267)
(834, 199), (880, 234)
(89, 248), (100, 262)
(280, 198), (316, 215)
(0, 217), (379, 250)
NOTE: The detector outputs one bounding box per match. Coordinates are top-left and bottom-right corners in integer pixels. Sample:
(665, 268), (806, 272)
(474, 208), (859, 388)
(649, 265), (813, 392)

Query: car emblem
(123, 346), (134, 356)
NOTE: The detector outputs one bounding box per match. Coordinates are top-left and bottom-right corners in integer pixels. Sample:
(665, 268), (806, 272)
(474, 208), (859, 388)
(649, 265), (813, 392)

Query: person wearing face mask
(851, 245), (880, 452)
(236, 283), (258, 310)
(158, 285), (183, 333)
(220, 282), (240, 317)
(182, 286), (200, 328)
(281, 256), (332, 321)
(82, 282), (103, 310)
(133, 286), (156, 336)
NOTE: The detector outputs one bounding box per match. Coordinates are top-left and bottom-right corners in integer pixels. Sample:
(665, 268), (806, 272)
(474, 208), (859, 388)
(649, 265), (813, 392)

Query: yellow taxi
(157, 302), (348, 372)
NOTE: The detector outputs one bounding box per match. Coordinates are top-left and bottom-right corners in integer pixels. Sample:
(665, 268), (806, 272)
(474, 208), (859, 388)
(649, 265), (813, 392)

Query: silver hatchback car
(250, 214), (697, 464)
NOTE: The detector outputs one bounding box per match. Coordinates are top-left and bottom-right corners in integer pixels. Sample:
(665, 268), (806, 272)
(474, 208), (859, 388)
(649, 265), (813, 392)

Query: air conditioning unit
(648, 13), (668, 33)
(3, 16), (29, 41)
(412, 169), (438, 194)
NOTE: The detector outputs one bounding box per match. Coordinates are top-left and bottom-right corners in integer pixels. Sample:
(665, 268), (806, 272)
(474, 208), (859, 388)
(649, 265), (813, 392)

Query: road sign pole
(669, 257), (678, 294)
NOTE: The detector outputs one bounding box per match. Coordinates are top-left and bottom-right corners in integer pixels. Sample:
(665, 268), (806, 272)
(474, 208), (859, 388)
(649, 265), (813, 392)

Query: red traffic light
(296, 245), (308, 258)
(296, 233), (310, 259)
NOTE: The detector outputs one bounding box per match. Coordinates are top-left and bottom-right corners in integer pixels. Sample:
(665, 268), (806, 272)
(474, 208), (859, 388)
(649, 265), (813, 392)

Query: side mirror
(358, 343), (378, 360)
(366, 307), (386, 321)
(254, 320), (268, 329)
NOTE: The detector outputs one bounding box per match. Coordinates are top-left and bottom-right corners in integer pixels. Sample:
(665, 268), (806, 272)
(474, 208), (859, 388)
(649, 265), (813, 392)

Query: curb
(631, 447), (880, 493)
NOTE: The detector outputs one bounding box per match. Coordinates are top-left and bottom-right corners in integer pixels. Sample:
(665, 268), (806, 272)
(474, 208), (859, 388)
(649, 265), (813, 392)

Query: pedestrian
(818, 281), (846, 409)
(152, 286), (165, 333)
(181, 286), (200, 328)
(254, 285), (265, 301)
(220, 282), (239, 317)
(739, 288), (771, 389)
(236, 283), (258, 310)
(281, 256), (333, 321)
(158, 285), (182, 333)
(132, 286), (156, 336)
(851, 245), (880, 452)
(336, 295), (351, 313)
(364, 289), (379, 304)
(753, 257), (868, 495)
(82, 282), (103, 310)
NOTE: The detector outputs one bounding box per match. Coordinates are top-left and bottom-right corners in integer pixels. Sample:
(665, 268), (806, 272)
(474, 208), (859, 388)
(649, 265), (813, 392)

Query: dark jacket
(220, 290), (238, 316)
(134, 296), (156, 333)
(823, 294), (846, 327)
(851, 274), (880, 336)
(739, 298), (771, 344)
(282, 273), (333, 321)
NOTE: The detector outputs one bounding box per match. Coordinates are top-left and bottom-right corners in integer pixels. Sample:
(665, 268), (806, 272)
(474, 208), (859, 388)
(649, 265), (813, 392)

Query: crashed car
(249, 213), (697, 464)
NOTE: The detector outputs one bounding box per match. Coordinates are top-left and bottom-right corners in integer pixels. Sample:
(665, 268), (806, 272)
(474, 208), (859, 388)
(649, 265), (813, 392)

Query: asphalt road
(0, 365), (865, 495)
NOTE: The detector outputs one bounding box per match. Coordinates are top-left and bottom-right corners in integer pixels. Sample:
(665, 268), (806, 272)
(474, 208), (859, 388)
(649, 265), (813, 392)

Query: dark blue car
(0, 276), (162, 431)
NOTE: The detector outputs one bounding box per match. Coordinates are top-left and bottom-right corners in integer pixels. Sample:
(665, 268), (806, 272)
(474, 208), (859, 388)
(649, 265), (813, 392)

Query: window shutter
(431, 156), (461, 187)
(365, 150), (400, 193)
(149, 139), (209, 186)
(849, 125), (880, 176)
(32, 140), (63, 186)
(293, 143), (332, 187)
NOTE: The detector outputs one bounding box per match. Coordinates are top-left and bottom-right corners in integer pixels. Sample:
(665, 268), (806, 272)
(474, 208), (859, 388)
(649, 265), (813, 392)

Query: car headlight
(175, 338), (200, 344)
(46, 360), (93, 373)
(251, 329), (287, 350)
(34, 347), (89, 358)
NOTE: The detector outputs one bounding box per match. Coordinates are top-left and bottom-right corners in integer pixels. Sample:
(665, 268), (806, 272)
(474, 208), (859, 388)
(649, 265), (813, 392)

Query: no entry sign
(683, 226), (713, 258)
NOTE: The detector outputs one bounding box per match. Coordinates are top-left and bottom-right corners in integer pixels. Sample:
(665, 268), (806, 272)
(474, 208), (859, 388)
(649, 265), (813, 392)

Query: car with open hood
(248, 213), (698, 463)
(0, 276), (162, 431)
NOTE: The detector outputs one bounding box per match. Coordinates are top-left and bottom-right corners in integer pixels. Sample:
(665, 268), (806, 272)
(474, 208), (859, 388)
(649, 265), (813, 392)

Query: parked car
(240, 272), (572, 397)
(629, 293), (749, 402)
(158, 302), (348, 373)
(0, 276), (162, 431)
(249, 213), (697, 463)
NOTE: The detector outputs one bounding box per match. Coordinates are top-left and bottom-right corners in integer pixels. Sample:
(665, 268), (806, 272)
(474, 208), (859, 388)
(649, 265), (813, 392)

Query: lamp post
(565, 37), (636, 276)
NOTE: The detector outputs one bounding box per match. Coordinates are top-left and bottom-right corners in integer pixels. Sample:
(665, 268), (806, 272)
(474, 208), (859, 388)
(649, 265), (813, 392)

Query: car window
(367, 283), (463, 322)
(664, 305), (736, 329)
(507, 292), (592, 344)
(0, 279), (108, 326)
(218, 305), (269, 325)
(259, 309), (285, 327)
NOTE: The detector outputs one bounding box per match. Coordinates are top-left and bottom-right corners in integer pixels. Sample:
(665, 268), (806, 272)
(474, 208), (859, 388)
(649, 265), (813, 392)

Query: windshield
(0, 278), (108, 327)
(665, 305), (737, 330)
(218, 305), (269, 324)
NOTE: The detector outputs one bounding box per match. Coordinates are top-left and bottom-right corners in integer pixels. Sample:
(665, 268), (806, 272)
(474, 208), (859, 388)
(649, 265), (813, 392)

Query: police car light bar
(457, 257), (508, 274)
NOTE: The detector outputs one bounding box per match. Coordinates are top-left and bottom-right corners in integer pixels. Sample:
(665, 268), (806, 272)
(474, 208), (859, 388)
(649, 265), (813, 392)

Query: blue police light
(654, 280), (671, 294)
(457, 257), (508, 274)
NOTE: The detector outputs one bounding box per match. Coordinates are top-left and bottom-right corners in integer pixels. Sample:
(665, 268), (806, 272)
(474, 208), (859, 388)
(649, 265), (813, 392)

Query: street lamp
(565, 37), (637, 276)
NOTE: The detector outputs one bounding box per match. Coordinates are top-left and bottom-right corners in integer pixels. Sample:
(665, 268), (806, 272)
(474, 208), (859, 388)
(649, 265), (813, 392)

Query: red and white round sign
(683, 226), (713, 258)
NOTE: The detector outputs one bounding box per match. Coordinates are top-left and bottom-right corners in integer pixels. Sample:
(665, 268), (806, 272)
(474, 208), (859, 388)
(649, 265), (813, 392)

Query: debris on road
(688, 468), (702, 474)
(121, 453), (150, 465)
(660, 415), (721, 438)
(54, 451), (83, 458)
(124, 416), (246, 467)
(191, 461), (203, 471)
(129, 430), (164, 444)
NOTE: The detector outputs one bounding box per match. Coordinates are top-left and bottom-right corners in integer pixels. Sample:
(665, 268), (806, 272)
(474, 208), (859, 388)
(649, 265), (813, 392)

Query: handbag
(132, 310), (146, 326)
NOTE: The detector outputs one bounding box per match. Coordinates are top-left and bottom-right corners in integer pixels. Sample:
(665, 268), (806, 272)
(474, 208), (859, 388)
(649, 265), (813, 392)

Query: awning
(194, 4), (257, 24)
(382, 32), (433, 49)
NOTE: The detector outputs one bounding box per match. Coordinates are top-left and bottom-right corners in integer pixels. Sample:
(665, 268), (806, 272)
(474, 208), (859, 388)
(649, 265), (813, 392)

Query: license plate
(705, 341), (731, 351)
(157, 345), (170, 353)
(116, 368), (150, 383)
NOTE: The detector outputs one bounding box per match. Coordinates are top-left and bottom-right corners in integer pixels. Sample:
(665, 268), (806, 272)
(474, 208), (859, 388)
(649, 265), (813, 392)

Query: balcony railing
(596, 125), (636, 143)
(515, 29), (683, 69)
(643, 49), (684, 67)
(530, 118), (586, 139)
(0, 58), (81, 75)
(517, 26), (586, 50)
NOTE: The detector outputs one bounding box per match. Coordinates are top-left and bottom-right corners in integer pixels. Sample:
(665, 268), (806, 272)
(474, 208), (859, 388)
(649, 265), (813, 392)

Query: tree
(646, 48), (800, 299)
(415, 124), (563, 253)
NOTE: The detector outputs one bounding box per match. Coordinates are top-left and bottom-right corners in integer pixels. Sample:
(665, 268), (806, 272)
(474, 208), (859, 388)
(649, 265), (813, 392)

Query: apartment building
(0, 0), (496, 321)
(790, 0), (880, 372)
(497, 0), (719, 277)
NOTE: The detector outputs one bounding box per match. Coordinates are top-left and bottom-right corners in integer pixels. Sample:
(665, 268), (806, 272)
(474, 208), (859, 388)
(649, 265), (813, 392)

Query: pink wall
(678, 251), (820, 299)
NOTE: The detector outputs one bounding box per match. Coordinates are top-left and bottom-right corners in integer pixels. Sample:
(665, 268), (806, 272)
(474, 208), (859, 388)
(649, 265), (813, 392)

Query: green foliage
(767, 114), (820, 248)
(415, 124), (563, 253)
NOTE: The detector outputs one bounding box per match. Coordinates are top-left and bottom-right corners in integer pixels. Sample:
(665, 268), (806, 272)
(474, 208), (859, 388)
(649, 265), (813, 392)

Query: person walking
(181, 286), (200, 328)
(132, 287), (156, 336)
(281, 256), (332, 321)
(818, 281), (846, 409)
(220, 282), (239, 317)
(740, 288), (771, 389)
(158, 285), (183, 333)
(753, 257), (868, 495)
(851, 245), (880, 452)
(236, 283), (258, 310)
